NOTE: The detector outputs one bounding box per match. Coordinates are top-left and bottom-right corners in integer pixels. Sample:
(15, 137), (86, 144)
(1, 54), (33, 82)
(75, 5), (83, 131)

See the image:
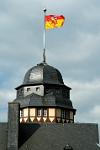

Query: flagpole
(43, 8), (47, 63)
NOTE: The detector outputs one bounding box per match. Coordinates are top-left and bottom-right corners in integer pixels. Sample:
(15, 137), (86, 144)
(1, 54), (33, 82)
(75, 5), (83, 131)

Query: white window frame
(43, 109), (47, 116)
(37, 109), (42, 116)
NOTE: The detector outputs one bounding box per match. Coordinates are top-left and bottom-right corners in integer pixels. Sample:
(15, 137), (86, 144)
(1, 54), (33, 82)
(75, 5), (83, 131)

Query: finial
(43, 8), (47, 12)
(43, 48), (46, 63)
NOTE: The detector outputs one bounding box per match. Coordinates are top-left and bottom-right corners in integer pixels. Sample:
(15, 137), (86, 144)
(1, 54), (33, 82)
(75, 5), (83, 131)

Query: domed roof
(23, 62), (64, 85)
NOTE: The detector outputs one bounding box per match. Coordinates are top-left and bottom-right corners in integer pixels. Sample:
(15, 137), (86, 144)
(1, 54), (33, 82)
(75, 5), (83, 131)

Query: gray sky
(0, 0), (100, 133)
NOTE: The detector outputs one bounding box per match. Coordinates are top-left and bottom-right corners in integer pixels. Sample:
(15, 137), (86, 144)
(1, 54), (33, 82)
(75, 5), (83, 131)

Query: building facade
(0, 61), (100, 150)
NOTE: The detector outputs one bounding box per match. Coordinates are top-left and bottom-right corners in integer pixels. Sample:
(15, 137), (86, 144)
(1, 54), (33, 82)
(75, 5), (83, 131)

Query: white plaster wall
(24, 108), (28, 117)
(30, 108), (35, 116)
(49, 108), (55, 117)
(24, 85), (44, 96)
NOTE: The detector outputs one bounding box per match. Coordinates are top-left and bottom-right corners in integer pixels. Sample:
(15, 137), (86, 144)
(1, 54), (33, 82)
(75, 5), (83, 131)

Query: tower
(0, 61), (99, 150)
(14, 62), (76, 124)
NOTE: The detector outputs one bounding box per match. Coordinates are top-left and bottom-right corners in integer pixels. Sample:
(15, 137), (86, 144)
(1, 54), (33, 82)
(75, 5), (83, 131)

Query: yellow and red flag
(45, 15), (65, 29)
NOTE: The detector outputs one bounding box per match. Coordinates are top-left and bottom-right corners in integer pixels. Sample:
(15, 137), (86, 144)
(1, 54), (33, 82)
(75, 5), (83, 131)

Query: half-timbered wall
(20, 107), (74, 123)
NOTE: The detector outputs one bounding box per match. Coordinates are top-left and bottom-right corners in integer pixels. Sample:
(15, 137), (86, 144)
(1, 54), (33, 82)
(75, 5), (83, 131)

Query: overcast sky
(0, 0), (100, 133)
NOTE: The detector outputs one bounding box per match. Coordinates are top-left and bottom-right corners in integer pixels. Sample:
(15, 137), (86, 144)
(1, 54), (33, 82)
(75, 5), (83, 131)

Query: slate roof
(14, 92), (74, 109)
(0, 122), (100, 150)
(23, 62), (64, 85)
(0, 123), (8, 150)
(19, 123), (100, 150)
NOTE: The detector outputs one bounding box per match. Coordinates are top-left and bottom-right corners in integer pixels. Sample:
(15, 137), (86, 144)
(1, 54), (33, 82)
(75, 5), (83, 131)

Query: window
(66, 111), (70, 119)
(37, 108), (42, 116)
(61, 110), (66, 119)
(21, 88), (23, 92)
(17, 88), (23, 97)
(20, 109), (24, 117)
(36, 87), (40, 92)
(43, 109), (47, 116)
(37, 108), (47, 117)
(27, 88), (31, 92)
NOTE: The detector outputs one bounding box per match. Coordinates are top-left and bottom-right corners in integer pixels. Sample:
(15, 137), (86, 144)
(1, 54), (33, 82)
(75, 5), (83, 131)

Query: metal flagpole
(43, 8), (47, 63)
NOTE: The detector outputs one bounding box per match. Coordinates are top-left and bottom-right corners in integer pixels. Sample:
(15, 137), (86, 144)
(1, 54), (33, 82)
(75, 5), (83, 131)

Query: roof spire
(43, 48), (46, 63)
(43, 8), (47, 63)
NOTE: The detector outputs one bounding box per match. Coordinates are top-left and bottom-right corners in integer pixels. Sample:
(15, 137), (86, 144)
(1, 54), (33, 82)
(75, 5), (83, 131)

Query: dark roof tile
(19, 123), (100, 150)
(0, 123), (8, 150)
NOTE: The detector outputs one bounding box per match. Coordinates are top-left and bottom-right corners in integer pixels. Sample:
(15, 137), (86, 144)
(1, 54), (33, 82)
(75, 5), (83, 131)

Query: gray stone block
(7, 102), (20, 150)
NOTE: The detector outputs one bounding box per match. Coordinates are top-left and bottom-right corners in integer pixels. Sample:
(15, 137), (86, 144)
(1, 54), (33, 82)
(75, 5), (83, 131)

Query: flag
(45, 15), (65, 29)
